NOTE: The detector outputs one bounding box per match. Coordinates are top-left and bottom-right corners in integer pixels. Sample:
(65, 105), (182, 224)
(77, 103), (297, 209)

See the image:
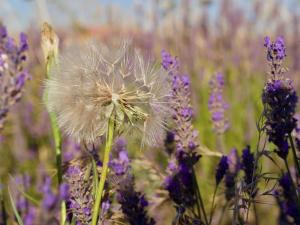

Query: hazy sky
(0, 0), (298, 33)
(0, 0), (134, 32)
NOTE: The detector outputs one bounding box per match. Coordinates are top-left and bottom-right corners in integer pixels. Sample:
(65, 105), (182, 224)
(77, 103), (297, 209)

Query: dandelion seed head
(46, 41), (171, 146)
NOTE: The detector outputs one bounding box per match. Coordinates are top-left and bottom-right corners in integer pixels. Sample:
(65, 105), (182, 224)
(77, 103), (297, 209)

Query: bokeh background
(1, 0), (300, 224)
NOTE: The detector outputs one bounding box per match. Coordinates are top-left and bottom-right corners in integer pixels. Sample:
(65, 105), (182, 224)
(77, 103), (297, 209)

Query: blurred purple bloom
(117, 174), (155, 225)
(110, 138), (130, 175)
(227, 148), (241, 174)
(19, 33), (28, 53)
(276, 173), (300, 223)
(264, 36), (286, 61)
(41, 177), (57, 210)
(23, 207), (35, 225)
(262, 48), (297, 158)
(241, 146), (255, 186)
(62, 138), (81, 162)
(0, 23), (29, 130)
(208, 72), (229, 134)
(215, 156), (229, 185)
(164, 131), (175, 155)
(161, 50), (199, 154)
(59, 183), (69, 201)
(161, 49), (179, 72)
(164, 151), (200, 208)
(224, 173), (236, 201)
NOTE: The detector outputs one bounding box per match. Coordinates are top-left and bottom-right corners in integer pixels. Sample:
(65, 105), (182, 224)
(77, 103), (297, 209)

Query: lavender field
(1, 0), (300, 224)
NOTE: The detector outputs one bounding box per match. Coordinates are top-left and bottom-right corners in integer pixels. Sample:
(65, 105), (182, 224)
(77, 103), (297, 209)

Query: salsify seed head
(45, 41), (171, 146)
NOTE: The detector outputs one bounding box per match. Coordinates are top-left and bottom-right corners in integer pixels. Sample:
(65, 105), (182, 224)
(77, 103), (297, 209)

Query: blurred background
(1, 0), (300, 224)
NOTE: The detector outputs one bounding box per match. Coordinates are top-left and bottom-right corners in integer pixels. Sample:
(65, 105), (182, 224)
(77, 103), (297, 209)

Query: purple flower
(278, 173), (293, 198)
(19, 32), (28, 53)
(41, 177), (57, 210)
(224, 172), (236, 201)
(110, 138), (130, 175)
(215, 156), (229, 185)
(0, 25), (7, 38)
(59, 183), (69, 201)
(208, 72), (229, 134)
(276, 173), (300, 223)
(242, 145), (255, 186)
(161, 49), (179, 72)
(23, 207), (35, 225)
(262, 62), (297, 159)
(0, 23), (29, 130)
(264, 36), (286, 61)
(164, 131), (175, 155)
(117, 174), (155, 225)
(165, 151), (200, 208)
(227, 148), (241, 174)
(64, 159), (96, 224)
(161, 50), (199, 153)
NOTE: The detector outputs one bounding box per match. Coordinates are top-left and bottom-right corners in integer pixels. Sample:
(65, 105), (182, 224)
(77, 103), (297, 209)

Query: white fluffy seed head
(45, 41), (171, 146)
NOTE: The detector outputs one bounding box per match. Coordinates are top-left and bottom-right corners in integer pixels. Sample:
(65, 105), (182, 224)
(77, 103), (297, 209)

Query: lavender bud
(215, 156), (229, 185)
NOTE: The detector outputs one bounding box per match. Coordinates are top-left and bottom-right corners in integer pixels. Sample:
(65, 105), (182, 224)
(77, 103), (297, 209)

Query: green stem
(45, 49), (65, 225)
(0, 184), (7, 225)
(284, 159), (299, 198)
(288, 134), (300, 177)
(209, 186), (218, 225)
(192, 168), (209, 225)
(253, 202), (259, 225)
(91, 117), (115, 225)
(217, 202), (228, 225)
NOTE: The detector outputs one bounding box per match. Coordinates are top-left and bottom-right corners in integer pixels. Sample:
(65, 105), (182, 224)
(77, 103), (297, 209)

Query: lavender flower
(23, 207), (35, 225)
(109, 138), (130, 176)
(64, 157), (95, 224)
(208, 72), (229, 134)
(216, 149), (240, 201)
(264, 36), (286, 62)
(41, 177), (57, 210)
(0, 185), (6, 225)
(241, 145), (255, 186)
(164, 151), (200, 208)
(112, 139), (155, 225)
(117, 174), (155, 225)
(164, 131), (175, 155)
(262, 37), (298, 159)
(224, 173), (236, 201)
(161, 50), (198, 153)
(11, 176), (35, 225)
(62, 138), (81, 162)
(215, 155), (229, 185)
(41, 176), (69, 218)
(161, 50), (202, 222)
(0, 23), (30, 129)
(276, 173), (300, 224)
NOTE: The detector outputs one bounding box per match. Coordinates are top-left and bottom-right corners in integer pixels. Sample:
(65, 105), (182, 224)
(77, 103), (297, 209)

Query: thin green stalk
(288, 134), (300, 177)
(91, 117), (115, 225)
(253, 202), (259, 225)
(0, 185), (7, 225)
(42, 23), (65, 225)
(192, 168), (209, 225)
(217, 202), (228, 225)
(209, 186), (218, 225)
(284, 159), (299, 197)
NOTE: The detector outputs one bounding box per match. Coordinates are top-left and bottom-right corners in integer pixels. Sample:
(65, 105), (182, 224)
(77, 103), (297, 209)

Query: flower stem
(192, 168), (209, 225)
(209, 186), (218, 225)
(91, 117), (115, 225)
(42, 24), (66, 225)
(288, 134), (300, 177)
(49, 112), (66, 224)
